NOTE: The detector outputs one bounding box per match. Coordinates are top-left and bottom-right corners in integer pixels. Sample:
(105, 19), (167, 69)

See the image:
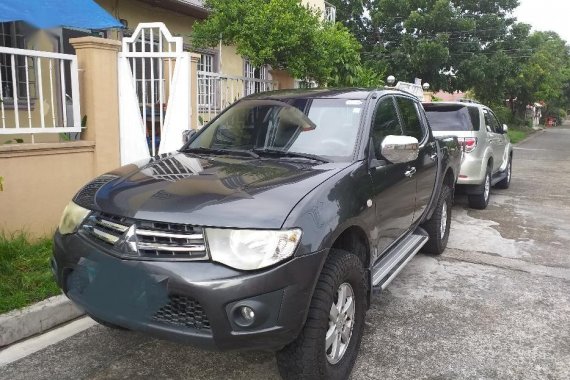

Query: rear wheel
(422, 185), (453, 255)
(276, 252), (367, 380)
(468, 167), (491, 209)
(495, 157), (512, 189)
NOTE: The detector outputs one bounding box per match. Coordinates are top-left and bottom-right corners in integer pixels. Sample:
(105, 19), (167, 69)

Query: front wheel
(276, 252), (367, 380)
(422, 185), (453, 254)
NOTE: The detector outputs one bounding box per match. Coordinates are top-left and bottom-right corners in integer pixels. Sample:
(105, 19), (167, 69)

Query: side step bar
(371, 227), (429, 290)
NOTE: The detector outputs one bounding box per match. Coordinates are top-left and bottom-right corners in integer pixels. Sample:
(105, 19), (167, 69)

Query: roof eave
(138, 0), (209, 19)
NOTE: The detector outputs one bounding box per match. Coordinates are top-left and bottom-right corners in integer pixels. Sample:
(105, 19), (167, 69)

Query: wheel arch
(329, 225), (371, 269)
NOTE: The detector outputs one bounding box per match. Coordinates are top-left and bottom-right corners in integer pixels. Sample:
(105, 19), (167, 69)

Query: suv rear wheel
(276, 251), (367, 380)
(468, 167), (491, 209)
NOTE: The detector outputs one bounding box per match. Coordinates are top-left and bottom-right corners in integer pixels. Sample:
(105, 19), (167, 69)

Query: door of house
(118, 22), (191, 165)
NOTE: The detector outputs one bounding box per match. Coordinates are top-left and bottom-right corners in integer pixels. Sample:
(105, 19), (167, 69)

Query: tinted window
(190, 98), (364, 160)
(424, 104), (480, 131)
(483, 109), (501, 133)
(396, 97), (424, 141)
(371, 97), (402, 157)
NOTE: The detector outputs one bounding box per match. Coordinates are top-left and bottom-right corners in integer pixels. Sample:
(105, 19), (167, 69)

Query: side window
(371, 97), (402, 158)
(490, 111), (502, 132)
(396, 97), (425, 141)
(483, 109), (500, 133)
(417, 103), (432, 134)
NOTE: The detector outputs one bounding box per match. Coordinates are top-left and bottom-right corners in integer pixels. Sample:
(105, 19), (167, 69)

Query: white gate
(118, 22), (191, 164)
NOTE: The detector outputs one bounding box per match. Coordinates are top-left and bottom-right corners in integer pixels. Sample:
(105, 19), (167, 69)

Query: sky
(514, 0), (570, 43)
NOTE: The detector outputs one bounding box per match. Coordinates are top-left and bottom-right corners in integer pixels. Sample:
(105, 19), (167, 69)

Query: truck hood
(78, 152), (348, 229)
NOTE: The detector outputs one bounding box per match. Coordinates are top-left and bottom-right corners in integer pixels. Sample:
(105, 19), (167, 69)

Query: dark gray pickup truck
(53, 88), (461, 380)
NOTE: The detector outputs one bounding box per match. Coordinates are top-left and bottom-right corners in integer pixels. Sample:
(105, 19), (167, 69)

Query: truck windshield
(424, 105), (480, 132)
(186, 98), (364, 161)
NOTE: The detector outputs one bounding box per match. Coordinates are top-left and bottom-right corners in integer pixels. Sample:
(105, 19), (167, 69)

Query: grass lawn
(0, 233), (59, 314)
(508, 126), (534, 144)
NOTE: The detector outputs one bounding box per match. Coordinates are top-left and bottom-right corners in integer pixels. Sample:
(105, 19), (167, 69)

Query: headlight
(205, 228), (302, 270)
(58, 202), (91, 235)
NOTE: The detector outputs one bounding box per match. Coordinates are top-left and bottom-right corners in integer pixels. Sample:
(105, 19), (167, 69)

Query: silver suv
(423, 101), (513, 209)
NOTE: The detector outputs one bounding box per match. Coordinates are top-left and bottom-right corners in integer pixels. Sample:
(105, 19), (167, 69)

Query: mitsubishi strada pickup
(53, 89), (461, 380)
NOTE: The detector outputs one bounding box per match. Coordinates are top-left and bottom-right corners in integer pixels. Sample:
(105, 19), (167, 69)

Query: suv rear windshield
(424, 104), (480, 132)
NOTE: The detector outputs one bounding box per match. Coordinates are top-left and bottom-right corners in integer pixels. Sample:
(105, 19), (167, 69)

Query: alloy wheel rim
(326, 282), (355, 365)
(484, 174), (490, 201)
(507, 162), (511, 182)
(440, 201), (448, 237)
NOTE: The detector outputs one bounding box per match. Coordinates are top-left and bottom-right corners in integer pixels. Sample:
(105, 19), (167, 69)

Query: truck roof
(244, 88), (415, 101)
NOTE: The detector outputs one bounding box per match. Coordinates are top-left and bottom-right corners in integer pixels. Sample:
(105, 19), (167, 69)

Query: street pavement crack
(438, 249), (570, 282)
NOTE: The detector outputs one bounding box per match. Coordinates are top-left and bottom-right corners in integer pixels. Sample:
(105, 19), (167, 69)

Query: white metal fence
(0, 46), (81, 135)
(197, 71), (278, 125)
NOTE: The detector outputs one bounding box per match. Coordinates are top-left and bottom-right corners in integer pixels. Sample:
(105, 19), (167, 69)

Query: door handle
(404, 167), (417, 178)
(429, 153), (438, 161)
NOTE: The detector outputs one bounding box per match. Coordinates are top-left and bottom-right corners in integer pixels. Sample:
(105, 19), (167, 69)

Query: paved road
(2, 126), (569, 380)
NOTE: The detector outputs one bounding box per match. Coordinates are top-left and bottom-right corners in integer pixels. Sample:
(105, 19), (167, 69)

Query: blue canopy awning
(0, 0), (123, 30)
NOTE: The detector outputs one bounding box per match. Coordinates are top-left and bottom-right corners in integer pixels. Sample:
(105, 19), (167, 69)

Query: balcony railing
(0, 46), (81, 135)
(197, 71), (278, 125)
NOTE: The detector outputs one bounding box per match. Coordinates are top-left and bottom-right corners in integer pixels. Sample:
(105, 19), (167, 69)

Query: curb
(0, 295), (84, 347)
(515, 128), (545, 146)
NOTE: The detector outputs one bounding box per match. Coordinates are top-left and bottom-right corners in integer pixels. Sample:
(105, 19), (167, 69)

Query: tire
(422, 185), (453, 255)
(468, 167), (491, 209)
(276, 252), (367, 380)
(495, 157), (512, 189)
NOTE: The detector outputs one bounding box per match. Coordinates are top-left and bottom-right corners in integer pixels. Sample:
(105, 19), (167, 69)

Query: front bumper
(52, 231), (327, 351)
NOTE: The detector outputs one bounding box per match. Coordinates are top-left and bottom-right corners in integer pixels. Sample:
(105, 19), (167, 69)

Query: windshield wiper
(253, 148), (331, 163)
(183, 147), (260, 159)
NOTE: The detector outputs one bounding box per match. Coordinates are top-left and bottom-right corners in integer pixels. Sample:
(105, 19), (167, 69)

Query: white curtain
(159, 52), (191, 155)
(118, 57), (151, 165)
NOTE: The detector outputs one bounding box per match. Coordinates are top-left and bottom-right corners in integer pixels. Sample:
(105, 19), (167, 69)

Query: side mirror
(381, 135), (419, 164)
(502, 124), (509, 134)
(182, 129), (197, 144)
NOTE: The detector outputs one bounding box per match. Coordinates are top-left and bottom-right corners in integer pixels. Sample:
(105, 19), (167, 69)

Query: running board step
(371, 227), (429, 290)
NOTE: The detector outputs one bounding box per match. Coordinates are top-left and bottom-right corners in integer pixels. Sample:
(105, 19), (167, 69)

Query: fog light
(240, 306), (255, 321)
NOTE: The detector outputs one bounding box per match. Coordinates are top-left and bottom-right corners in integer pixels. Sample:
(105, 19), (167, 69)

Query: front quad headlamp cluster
(58, 201), (302, 270)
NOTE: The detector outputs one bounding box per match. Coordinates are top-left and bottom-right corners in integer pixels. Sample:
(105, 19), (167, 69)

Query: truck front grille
(84, 212), (208, 260)
(152, 295), (211, 330)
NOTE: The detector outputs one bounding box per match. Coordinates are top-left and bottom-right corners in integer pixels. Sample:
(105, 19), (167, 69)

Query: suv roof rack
(459, 99), (481, 104)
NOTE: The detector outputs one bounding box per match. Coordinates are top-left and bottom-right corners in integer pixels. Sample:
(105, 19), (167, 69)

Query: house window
(198, 53), (214, 73)
(244, 60), (269, 95)
(325, 2), (336, 23)
(0, 22), (37, 101)
(198, 53), (216, 109)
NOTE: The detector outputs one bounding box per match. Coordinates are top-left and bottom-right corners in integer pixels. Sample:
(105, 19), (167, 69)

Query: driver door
(369, 97), (417, 255)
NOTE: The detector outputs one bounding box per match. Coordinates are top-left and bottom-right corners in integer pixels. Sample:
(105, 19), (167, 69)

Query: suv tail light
(459, 137), (477, 153)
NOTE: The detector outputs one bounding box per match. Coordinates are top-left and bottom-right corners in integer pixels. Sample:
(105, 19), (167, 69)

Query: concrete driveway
(1, 126), (569, 380)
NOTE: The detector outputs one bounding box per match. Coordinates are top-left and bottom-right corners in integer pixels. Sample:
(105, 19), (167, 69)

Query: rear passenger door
(395, 96), (438, 223)
(489, 110), (508, 169)
(483, 109), (505, 172)
(369, 96), (417, 254)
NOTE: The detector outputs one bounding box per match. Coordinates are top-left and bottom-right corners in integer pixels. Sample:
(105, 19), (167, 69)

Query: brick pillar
(70, 37), (121, 174)
(189, 53), (201, 130)
(269, 69), (296, 90)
